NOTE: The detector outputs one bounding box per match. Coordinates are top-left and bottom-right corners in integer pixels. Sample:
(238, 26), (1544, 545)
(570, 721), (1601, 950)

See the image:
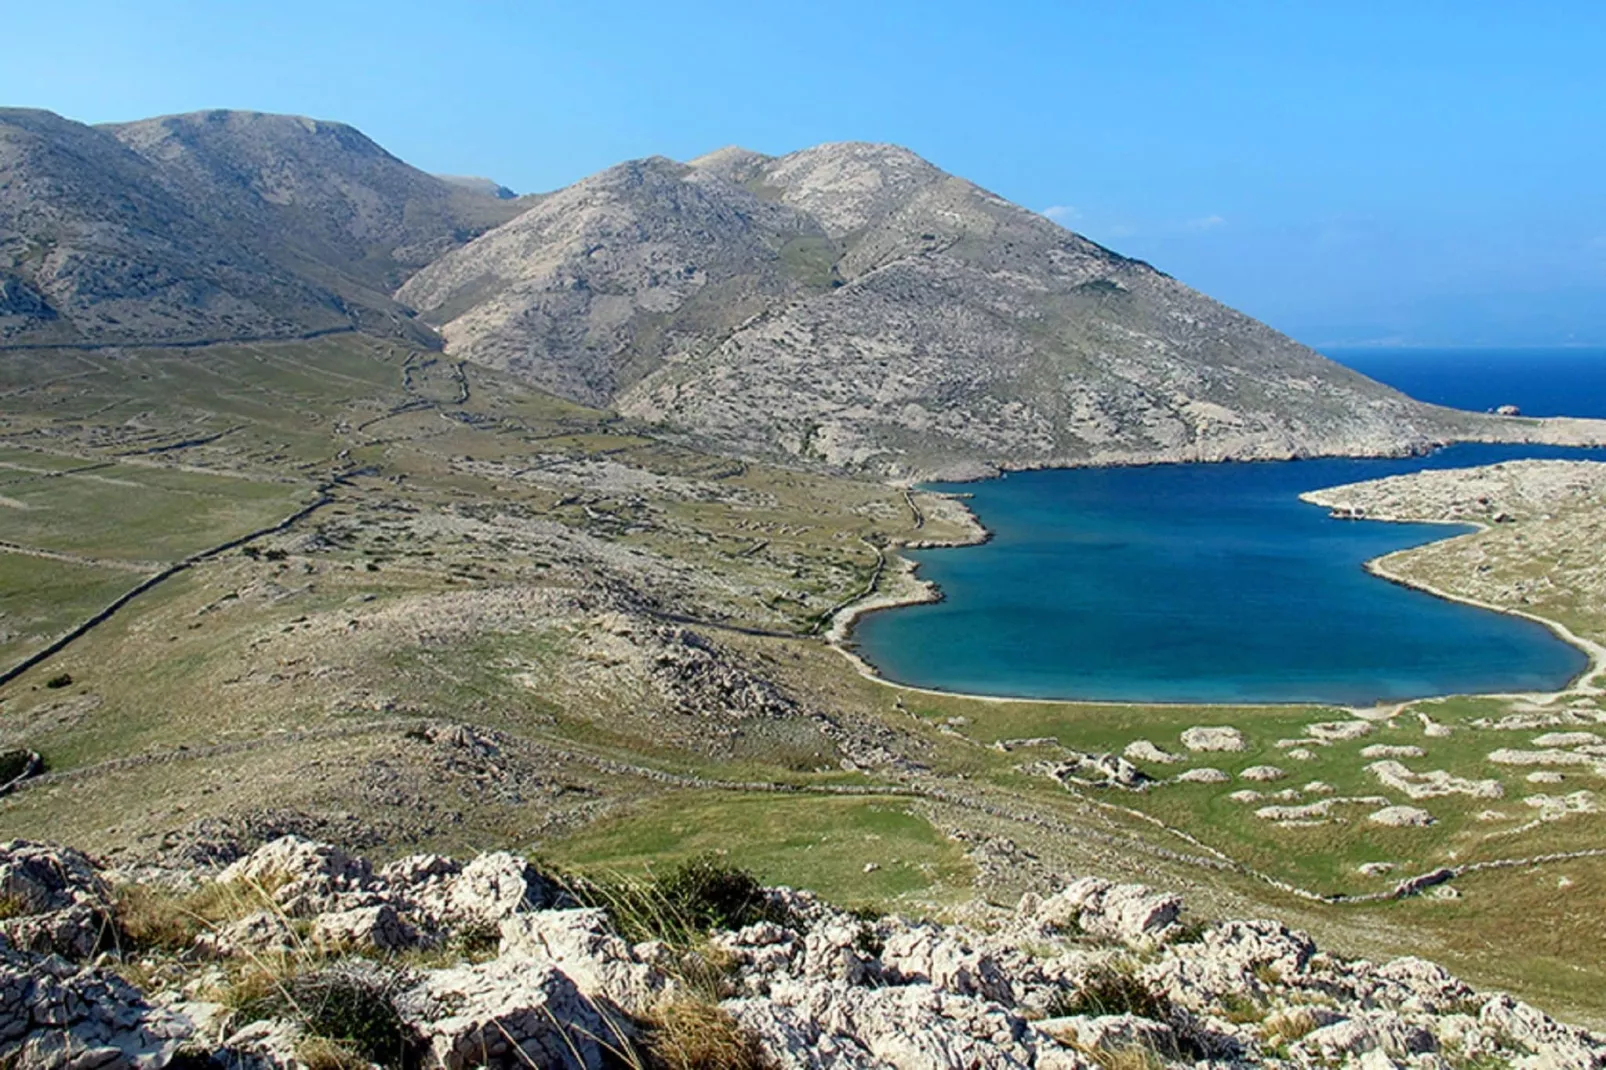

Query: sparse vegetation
(640, 998), (772, 1070)
(1046, 963), (1172, 1020)
(227, 960), (416, 1069)
(559, 855), (791, 949)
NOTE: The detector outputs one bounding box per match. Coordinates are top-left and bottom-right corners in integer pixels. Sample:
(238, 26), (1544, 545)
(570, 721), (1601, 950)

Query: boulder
(1180, 726), (1246, 752)
(498, 908), (669, 1013)
(311, 903), (420, 953)
(1368, 806), (1436, 828)
(1036, 1013), (1179, 1058)
(438, 852), (557, 925)
(879, 923), (1015, 1004)
(217, 836), (373, 917)
(0, 947), (194, 1069)
(1122, 740), (1183, 765)
(396, 956), (615, 1070)
(1033, 877), (1181, 946)
(0, 841), (112, 960)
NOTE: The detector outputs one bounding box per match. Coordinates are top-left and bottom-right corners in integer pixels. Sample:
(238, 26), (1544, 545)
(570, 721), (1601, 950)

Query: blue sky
(6, 1), (1605, 347)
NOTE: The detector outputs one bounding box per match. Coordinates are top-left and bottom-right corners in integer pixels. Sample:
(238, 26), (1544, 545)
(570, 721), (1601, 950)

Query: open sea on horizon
(851, 348), (1606, 705)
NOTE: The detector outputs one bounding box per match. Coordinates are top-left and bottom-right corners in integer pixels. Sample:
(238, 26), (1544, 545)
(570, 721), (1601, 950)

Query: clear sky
(6, 1), (1604, 347)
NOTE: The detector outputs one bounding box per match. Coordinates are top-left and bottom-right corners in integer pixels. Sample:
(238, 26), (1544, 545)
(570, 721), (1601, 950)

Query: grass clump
(1261, 1005), (1323, 1048)
(641, 998), (772, 1070)
(228, 960), (416, 1069)
(560, 854), (791, 948)
(1047, 963), (1172, 1020)
(112, 878), (283, 955)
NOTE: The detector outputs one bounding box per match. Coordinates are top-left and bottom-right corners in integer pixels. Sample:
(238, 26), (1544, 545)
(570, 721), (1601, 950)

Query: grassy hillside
(1, 335), (1604, 1028)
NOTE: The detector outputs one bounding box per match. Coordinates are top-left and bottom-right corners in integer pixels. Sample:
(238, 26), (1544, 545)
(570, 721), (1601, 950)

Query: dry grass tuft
(641, 998), (772, 1070)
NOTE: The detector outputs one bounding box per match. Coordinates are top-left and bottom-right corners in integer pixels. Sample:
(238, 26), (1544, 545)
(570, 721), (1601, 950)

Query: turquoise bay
(853, 443), (1595, 705)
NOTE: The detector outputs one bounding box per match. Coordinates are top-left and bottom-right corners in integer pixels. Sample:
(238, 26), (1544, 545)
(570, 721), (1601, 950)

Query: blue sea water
(852, 350), (1606, 705)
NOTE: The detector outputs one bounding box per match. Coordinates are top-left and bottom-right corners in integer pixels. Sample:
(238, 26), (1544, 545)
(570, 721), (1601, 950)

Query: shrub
(44, 673), (72, 689)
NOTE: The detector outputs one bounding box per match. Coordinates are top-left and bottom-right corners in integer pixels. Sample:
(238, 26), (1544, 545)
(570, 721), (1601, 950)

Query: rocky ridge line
(4, 836), (1603, 1069)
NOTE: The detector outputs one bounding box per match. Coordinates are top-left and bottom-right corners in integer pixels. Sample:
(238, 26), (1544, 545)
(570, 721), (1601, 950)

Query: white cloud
(1041, 205), (1079, 222)
(1187, 214), (1226, 231)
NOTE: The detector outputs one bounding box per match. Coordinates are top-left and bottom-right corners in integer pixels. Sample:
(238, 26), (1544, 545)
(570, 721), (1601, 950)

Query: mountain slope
(0, 108), (345, 345)
(0, 108), (522, 347)
(400, 141), (1457, 477)
(104, 110), (525, 293)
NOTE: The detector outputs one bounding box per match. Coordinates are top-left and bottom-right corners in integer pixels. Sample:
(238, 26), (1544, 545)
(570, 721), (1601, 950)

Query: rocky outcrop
(401, 142), (1595, 478)
(4, 837), (1604, 1070)
(0, 947), (193, 1070)
(0, 841), (111, 958)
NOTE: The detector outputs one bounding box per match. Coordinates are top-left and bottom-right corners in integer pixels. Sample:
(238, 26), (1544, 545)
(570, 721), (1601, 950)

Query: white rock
(1532, 731), (1600, 748)
(312, 903), (420, 952)
(1175, 767), (1229, 784)
(396, 956), (615, 1070)
(1367, 760), (1503, 800)
(1360, 744), (1426, 759)
(1037, 1013), (1178, 1057)
(1180, 726), (1246, 752)
(1306, 720), (1374, 742)
(1368, 806), (1436, 827)
(498, 908), (669, 1013)
(1122, 740), (1182, 765)
(1240, 765), (1286, 782)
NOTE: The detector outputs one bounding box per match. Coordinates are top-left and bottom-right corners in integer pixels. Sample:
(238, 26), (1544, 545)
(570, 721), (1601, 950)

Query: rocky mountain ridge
(401, 140), (1600, 478)
(6, 835), (1603, 1069)
(0, 108), (522, 347)
(5, 107), (1602, 476)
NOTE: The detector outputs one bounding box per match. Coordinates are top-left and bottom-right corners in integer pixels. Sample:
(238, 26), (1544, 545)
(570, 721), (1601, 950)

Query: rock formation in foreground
(5, 836), (1601, 1069)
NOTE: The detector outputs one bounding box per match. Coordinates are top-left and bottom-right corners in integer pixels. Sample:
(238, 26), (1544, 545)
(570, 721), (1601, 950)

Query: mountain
(0, 108), (523, 346)
(398, 142), (1473, 477)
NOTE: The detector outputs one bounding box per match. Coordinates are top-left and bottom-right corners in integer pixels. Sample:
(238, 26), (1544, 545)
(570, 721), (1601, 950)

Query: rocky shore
(6, 836), (1604, 1069)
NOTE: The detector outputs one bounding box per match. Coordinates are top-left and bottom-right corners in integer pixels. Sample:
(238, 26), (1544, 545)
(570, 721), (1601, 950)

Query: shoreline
(826, 463), (1606, 712)
(902, 419), (1606, 486)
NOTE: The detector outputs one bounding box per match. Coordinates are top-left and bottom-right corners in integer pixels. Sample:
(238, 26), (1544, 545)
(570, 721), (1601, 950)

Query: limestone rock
(1034, 877), (1181, 946)
(1240, 765), (1286, 782)
(218, 836), (373, 917)
(1368, 806), (1436, 828)
(498, 908), (669, 1013)
(1122, 740), (1182, 765)
(311, 903), (419, 953)
(879, 923), (1015, 1004)
(0, 841), (112, 959)
(0, 947), (194, 1070)
(395, 956), (615, 1070)
(1180, 727), (1245, 753)
(1037, 1013), (1179, 1058)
